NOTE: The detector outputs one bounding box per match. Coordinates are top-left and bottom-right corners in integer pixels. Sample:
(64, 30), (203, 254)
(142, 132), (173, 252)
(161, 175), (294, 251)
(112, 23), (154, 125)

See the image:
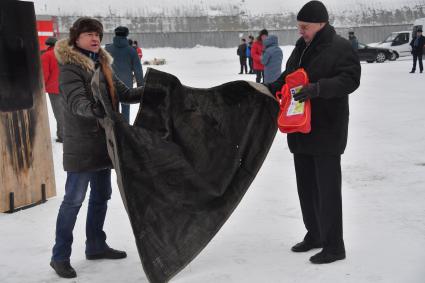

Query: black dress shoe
(291, 240), (322, 252)
(50, 260), (77, 278)
(86, 247), (127, 260)
(310, 249), (346, 264)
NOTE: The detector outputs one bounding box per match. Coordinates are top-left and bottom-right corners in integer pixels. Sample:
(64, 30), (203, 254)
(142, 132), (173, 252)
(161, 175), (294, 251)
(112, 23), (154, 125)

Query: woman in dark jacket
(50, 17), (143, 279)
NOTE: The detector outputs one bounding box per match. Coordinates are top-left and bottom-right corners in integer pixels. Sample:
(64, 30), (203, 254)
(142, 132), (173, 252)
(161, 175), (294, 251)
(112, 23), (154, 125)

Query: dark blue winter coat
(105, 36), (144, 88)
(261, 35), (283, 83)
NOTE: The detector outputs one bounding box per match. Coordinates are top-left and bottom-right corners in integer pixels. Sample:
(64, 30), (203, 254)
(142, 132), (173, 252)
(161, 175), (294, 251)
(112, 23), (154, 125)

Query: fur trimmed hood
(54, 38), (113, 72)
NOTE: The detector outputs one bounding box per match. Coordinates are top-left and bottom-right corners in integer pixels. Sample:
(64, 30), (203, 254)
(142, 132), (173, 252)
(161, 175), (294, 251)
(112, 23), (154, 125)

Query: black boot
(86, 247), (127, 260)
(291, 240), (322, 252)
(410, 70), (415, 73)
(50, 260), (77, 278)
(310, 249), (346, 264)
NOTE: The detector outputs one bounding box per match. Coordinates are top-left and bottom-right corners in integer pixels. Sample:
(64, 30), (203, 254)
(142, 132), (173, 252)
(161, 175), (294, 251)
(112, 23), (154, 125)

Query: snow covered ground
(1, 46), (424, 283)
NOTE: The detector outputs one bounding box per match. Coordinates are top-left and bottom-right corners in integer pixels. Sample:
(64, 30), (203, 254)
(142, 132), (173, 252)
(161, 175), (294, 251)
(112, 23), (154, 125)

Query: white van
(375, 31), (412, 58)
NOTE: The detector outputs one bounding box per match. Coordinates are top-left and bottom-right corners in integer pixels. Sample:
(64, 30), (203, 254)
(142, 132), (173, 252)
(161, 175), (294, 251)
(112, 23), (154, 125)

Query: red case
(275, 68), (311, 134)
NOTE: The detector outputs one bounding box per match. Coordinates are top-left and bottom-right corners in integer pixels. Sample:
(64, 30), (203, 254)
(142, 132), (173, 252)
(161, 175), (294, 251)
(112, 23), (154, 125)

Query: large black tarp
(92, 68), (279, 283)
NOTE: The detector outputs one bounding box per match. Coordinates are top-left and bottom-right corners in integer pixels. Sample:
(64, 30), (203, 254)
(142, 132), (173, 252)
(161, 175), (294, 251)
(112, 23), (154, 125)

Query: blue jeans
(120, 103), (130, 123)
(52, 169), (112, 261)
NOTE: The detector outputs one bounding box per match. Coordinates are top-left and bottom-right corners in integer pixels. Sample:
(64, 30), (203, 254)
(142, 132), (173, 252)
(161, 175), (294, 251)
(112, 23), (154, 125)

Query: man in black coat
(409, 28), (425, 73)
(267, 0), (361, 264)
(237, 38), (248, 74)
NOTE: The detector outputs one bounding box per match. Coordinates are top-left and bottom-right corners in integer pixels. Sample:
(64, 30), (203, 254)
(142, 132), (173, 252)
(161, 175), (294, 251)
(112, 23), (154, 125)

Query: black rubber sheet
(92, 68), (279, 283)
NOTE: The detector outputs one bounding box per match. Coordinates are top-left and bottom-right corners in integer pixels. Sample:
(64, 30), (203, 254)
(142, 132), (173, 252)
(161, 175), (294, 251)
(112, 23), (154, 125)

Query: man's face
(76, 31), (101, 53)
(417, 31), (423, 37)
(261, 34), (268, 42)
(297, 21), (326, 43)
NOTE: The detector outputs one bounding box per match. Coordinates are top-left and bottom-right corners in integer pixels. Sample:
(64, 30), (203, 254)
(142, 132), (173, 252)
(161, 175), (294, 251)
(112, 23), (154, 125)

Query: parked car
(357, 43), (397, 63)
(374, 31), (412, 58)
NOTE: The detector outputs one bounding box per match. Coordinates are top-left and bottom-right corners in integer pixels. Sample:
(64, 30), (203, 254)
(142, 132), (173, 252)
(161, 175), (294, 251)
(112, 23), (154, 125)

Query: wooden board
(0, 83), (56, 212)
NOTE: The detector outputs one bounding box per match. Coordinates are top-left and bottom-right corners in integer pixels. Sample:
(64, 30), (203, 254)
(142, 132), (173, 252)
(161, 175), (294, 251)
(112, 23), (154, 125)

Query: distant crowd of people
(237, 29), (283, 84)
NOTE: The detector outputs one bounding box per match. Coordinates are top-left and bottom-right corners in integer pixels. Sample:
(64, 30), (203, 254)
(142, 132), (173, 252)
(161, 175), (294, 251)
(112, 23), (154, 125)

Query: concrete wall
(68, 24), (411, 48)
(56, 14), (412, 48)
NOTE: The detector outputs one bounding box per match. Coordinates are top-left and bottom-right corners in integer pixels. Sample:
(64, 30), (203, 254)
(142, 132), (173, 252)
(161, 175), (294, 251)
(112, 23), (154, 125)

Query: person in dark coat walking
(106, 26), (144, 123)
(41, 37), (64, 142)
(50, 17), (144, 279)
(237, 38), (248, 74)
(409, 28), (425, 73)
(261, 35), (283, 83)
(267, 0), (361, 264)
(348, 31), (359, 50)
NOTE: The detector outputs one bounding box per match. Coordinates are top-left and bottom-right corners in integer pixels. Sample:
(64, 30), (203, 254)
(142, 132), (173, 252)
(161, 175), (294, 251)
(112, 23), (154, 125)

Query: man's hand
(293, 83), (319, 102)
(91, 101), (106, 118)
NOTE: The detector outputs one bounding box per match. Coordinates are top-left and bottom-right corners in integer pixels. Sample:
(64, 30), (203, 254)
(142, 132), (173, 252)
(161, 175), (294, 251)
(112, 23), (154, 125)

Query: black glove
(293, 83), (319, 102)
(91, 101), (106, 118)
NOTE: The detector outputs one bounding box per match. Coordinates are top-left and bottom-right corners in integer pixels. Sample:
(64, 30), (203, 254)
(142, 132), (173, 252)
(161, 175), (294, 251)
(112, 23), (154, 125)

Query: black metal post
(41, 184), (46, 202)
(9, 192), (15, 213)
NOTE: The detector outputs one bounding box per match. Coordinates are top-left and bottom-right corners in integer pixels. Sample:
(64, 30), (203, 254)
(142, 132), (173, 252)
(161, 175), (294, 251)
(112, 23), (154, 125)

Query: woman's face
(76, 31), (101, 53)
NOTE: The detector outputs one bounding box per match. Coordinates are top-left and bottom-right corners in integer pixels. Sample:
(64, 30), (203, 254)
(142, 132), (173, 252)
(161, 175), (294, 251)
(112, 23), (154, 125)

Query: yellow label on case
(287, 85), (305, 116)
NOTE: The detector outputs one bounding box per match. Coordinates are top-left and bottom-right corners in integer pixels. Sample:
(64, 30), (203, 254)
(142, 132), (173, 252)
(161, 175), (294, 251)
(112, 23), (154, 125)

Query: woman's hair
(257, 29), (269, 41)
(69, 17), (103, 46)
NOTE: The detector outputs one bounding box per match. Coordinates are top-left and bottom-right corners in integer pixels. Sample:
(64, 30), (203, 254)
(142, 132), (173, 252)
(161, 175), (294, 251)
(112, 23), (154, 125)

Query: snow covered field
(0, 46), (424, 283)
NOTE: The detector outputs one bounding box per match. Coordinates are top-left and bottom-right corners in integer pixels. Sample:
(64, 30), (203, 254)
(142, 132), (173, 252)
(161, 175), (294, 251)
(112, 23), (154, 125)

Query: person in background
(237, 38), (248, 74)
(51, 17), (144, 279)
(247, 35), (254, 74)
(106, 27), (144, 123)
(261, 35), (283, 83)
(133, 40), (143, 60)
(409, 28), (425, 73)
(348, 31), (359, 50)
(41, 36), (63, 143)
(251, 29), (268, 83)
(267, 0), (360, 264)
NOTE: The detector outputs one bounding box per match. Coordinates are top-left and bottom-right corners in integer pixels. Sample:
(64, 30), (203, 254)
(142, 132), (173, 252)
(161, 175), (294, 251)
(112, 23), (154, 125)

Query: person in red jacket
(251, 29), (268, 83)
(41, 37), (63, 142)
(133, 40), (143, 60)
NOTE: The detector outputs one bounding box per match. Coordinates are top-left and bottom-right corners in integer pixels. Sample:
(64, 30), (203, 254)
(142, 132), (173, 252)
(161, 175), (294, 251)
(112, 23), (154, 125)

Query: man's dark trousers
(412, 54), (424, 72)
(293, 154), (344, 252)
(239, 56), (247, 74)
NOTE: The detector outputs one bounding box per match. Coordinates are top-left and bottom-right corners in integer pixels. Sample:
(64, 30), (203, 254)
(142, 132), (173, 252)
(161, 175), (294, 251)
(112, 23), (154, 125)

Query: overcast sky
(31, 0), (425, 16)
